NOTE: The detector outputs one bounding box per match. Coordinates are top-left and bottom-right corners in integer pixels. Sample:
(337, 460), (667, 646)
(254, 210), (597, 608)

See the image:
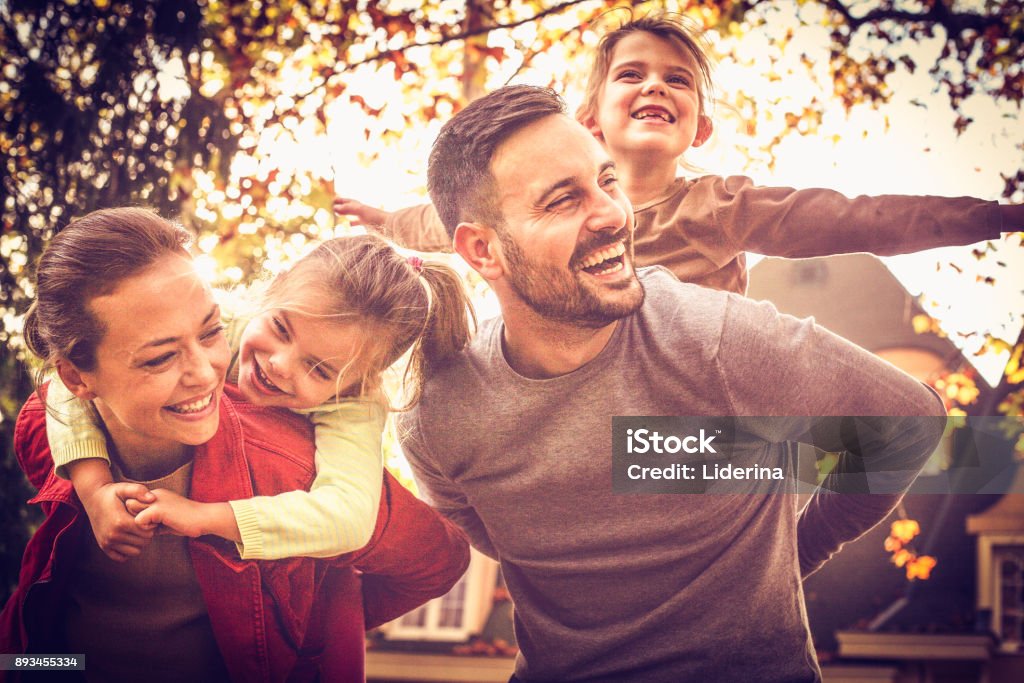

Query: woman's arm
(346, 470), (471, 629)
(45, 379), (155, 561)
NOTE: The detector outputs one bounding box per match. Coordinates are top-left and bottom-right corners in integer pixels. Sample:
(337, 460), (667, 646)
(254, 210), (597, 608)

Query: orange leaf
(890, 519), (920, 544)
(892, 548), (913, 568)
(906, 555), (936, 580)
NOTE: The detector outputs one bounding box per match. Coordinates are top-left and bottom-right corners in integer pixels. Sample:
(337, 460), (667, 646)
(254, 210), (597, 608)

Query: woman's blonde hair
(263, 234), (475, 408)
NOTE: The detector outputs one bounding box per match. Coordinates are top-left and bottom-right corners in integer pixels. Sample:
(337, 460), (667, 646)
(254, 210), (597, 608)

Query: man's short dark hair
(427, 85), (566, 238)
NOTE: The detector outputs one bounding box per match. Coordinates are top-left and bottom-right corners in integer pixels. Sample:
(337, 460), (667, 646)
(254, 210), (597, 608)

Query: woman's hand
(132, 490), (241, 542)
(80, 481), (157, 562)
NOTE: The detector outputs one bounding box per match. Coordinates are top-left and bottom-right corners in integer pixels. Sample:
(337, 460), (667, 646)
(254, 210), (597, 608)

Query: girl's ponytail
(403, 262), (476, 407)
(266, 233), (475, 410)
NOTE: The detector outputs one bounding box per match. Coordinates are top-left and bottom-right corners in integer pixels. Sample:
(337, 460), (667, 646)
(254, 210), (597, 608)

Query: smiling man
(398, 85), (947, 682)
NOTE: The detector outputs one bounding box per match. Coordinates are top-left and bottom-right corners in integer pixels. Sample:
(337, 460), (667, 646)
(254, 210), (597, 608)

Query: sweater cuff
(52, 440), (111, 481)
(229, 499), (265, 560)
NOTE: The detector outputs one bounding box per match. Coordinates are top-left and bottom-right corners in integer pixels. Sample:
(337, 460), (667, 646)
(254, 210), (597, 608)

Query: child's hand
(333, 197), (391, 230)
(133, 490), (239, 542)
(133, 489), (207, 537)
(81, 482), (156, 562)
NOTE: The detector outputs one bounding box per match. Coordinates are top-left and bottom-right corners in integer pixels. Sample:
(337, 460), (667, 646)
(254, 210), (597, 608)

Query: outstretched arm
(334, 197), (453, 253)
(696, 175), (1007, 259)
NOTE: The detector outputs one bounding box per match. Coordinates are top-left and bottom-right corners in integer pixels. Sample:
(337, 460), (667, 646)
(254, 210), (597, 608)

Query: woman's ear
(55, 360), (98, 400)
(693, 115), (714, 148)
(453, 222), (505, 282)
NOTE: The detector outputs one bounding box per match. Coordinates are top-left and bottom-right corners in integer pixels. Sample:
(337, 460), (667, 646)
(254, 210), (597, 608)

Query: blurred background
(2, 1), (1023, 679)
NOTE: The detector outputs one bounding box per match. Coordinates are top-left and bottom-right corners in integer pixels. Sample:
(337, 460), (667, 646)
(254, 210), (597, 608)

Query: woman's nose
(183, 344), (219, 387)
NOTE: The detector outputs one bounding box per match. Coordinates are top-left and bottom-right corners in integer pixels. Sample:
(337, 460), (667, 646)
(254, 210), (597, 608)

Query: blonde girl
(335, 11), (1015, 293)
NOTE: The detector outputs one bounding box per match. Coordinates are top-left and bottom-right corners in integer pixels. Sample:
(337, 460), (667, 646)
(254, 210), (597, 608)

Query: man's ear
(574, 103), (605, 144)
(453, 222), (504, 281)
(692, 115), (714, 148)
(55, 360), (98, 400)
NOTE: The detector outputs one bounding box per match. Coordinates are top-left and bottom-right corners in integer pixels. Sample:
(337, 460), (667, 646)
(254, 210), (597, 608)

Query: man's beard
(499, 229), (644, 328)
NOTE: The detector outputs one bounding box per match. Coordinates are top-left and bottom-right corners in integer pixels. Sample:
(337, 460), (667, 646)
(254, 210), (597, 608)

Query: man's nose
(583, 188), (629, 235)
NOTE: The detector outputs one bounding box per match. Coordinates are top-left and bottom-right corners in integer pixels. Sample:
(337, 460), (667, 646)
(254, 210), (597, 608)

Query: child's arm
(45, 379), (155, 561)
(334, 197), (452, 253)
(131, 490), (239, 540)
(690, 176), (1010, 259)
(131, 400), (385, 559)
(229, 398), (386, 559)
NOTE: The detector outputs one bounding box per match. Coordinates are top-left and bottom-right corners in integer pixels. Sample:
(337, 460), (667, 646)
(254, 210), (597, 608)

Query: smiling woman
(1, 207), (469, 681)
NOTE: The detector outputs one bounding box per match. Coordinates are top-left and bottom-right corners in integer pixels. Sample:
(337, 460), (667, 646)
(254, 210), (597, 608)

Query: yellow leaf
(890, 519), (920, 544)
(906, 555), (937, 580)
(912, 314), (931, 334)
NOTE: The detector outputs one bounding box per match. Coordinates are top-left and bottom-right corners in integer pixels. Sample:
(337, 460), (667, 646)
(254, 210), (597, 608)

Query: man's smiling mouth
(578, 241), (626, 275)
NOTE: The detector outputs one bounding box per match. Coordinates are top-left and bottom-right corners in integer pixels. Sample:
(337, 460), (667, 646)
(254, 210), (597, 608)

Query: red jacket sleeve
(346, 471), (470, 629)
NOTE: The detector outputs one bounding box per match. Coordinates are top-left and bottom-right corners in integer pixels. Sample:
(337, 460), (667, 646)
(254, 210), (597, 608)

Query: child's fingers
(134, 506), (161, 529)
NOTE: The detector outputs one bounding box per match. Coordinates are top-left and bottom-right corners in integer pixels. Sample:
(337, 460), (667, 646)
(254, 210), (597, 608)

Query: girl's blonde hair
(264, 234), (475, 409)
(576, 11), (715, 130)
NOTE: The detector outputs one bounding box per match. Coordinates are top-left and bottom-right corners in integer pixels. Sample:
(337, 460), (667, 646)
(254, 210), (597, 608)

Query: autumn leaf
(892, 548), (913, 568)
(890, 519), (920, 544)
(912, 314), (932, 334)
(906, 555), (937, 581)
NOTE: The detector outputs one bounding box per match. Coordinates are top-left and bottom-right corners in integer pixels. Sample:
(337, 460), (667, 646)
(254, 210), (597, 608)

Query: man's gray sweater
(398, 267), (946, 682)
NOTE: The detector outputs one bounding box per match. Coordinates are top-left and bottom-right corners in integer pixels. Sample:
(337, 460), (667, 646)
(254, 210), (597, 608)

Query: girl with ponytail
(48, 223), (475, 562)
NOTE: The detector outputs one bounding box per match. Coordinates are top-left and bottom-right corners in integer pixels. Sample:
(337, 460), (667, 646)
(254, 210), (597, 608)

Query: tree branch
(338, 0), (596, 72)
(820, 0), (1015, 37)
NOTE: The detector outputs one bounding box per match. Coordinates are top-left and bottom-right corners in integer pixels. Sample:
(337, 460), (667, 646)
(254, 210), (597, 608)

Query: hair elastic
(407, 256), (424, 273)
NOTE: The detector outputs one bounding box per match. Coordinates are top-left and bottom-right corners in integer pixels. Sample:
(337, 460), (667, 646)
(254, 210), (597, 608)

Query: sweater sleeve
(399, 412), (500, 560)
(382, 203), (453, 253)
(45, 377), (111, 480)
(714, 294), (947, 577)
(228, 397), (386, 559)
(696, 175), (1002, 258)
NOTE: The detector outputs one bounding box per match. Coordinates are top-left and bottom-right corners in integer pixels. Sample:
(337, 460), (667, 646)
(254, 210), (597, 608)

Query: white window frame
(383, 548), (500, 642)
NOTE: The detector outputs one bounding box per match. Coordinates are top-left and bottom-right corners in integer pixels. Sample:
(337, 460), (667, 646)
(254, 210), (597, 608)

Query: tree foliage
(2, 0), (1022, 598)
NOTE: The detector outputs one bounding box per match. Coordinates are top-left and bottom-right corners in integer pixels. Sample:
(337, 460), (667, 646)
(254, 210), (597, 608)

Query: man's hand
(132, 490), (241, 542)
(80, 482), (157, 562)
(334, 197), (391, 230)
